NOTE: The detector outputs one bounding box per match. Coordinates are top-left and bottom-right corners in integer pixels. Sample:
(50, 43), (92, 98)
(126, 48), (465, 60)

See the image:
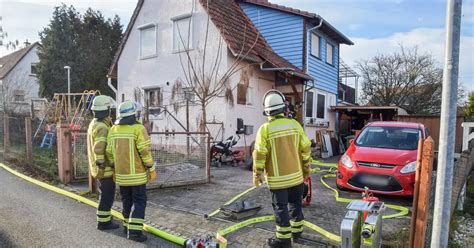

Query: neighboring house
(107, 0), (352, 147)
(338, 83), (356, 105)
(239, 0), (353, 137)
(0, 42), (41, 116)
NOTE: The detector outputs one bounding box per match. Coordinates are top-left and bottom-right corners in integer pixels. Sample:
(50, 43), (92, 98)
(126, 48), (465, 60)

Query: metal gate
(148, 132), (210, 188)
(72, 130), (211, 186)
(71, 130), (89, 180)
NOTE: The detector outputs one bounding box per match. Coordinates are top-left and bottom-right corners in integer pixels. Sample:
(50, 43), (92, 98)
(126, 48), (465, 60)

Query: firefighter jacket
(106, 123), (155, 186)
(253, 115), (312, 190)
(87, 118), (114, 179)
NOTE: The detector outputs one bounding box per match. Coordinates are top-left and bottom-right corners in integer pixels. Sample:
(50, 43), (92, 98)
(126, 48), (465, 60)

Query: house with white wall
(107, 0), (352, 147)
(0, 42), (41, 115)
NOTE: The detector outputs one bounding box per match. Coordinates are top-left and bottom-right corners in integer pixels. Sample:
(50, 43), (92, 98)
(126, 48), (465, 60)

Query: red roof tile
(201, 0), (312, 80)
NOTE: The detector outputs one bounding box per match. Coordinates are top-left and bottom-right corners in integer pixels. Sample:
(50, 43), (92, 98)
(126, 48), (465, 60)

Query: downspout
(107, 76), (118, 100)
(303, 17), (323, 129)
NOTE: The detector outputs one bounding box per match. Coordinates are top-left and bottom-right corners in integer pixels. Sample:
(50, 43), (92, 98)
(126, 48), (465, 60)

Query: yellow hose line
(303, 220), (341, 243)
(0, 163), (186, 246)
(312, 160), (338, 168)
(207, 186), (257, 217)
(216, 215), (341, 244)
(320, 173), (410, 219)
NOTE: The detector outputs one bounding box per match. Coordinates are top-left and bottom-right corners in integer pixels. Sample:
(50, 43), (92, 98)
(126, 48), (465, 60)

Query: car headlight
(400, 161), (417, 174)
(340, 153), (353, 168)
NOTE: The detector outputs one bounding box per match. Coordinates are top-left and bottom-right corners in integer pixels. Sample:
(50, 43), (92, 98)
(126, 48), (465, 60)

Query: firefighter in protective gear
(87, 95), (120, 231)
(253, 90), (312, 248)
(106, 100), (156, 242)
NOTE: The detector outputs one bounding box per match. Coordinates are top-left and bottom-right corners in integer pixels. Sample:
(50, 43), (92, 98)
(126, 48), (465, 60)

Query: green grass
(33, 146), (58, 179)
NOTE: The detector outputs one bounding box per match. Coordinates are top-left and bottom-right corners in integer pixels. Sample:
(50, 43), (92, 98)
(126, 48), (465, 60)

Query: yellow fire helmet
(91, 95), (115, 112)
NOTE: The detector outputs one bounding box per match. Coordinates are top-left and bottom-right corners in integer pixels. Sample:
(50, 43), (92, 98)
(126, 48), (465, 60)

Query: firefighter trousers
(96, 177), (116, 226)
(270, 183), (305, 241)
(120, 185), (147, 235)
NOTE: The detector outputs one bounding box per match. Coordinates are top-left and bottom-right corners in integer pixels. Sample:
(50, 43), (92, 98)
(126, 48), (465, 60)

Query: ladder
(40, 131), (55, 149)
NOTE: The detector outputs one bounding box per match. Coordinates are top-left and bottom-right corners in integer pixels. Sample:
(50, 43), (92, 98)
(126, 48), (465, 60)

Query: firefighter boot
(292, 232), (302, 243)
(97, 220), (120, 230)
(128, 232), (148, 242)
(267, 237), (292, 248)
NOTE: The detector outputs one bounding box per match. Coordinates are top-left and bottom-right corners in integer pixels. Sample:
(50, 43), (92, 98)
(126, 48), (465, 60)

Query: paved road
(0, 167), (179, 248)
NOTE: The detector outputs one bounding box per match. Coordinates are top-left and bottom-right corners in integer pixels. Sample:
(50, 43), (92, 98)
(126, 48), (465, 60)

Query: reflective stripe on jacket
(106, 123), (154, 186)
(253, 115), (312, 190)
(87, 118), (113, 178)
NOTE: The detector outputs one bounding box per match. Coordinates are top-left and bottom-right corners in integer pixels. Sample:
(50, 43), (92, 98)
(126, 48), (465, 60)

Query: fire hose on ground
(0, 161), (410, 247)
(0, 163), (187, 246)
(210, 161), (409, 247)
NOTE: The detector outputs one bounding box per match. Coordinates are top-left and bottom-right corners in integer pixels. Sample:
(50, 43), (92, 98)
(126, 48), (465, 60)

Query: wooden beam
(409, 138), (424, 248)
(409, 137), (435, 248)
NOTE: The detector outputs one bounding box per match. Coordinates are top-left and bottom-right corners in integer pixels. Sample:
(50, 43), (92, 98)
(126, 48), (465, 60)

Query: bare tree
(357, 46), (465, 114)
(173, 0), (260, 132)
(0, 69), (36, 116)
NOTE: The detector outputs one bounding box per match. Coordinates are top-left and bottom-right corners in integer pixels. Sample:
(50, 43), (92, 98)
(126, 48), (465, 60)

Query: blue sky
(1, 0), (473, 91)
(273, 0), (473, 38)
(272, 0), (474, 92)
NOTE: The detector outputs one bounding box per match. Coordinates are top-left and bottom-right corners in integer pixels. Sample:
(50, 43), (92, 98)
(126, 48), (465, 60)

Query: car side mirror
(349, 139), (354, 145)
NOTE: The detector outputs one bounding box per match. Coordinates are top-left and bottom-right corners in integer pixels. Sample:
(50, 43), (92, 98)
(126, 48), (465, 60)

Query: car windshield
(355, 126), (421, 150)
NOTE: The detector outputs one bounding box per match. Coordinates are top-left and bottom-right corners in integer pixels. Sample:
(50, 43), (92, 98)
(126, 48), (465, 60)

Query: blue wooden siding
(308, 28), (339, 94)
(240, 3), (304, 69)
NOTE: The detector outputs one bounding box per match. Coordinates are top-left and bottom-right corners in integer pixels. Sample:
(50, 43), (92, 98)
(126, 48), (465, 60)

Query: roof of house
(201, 0), (312, 80)
(0, 42), (39, 79)
(107, 0), (312, 80)
(240, 0), (354, 45)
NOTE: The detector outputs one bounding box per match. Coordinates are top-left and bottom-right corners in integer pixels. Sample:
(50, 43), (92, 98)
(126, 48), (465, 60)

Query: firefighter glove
(253, 169), (264, 187)
(302, 164), (311, 179)
(148, 169), (157, 183)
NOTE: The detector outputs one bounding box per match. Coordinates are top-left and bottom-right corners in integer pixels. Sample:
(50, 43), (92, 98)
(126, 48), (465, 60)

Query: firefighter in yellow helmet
(106, 100), (156, 242)
(253, 90), (312, 248)
(87, 95), (120, 231)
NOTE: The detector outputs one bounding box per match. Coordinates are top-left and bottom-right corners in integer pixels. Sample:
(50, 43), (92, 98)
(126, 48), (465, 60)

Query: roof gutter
(259, 62), (295, 72)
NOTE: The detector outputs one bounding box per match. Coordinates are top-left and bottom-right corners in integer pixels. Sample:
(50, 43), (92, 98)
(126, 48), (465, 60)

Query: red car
(336, 122), (426, 196)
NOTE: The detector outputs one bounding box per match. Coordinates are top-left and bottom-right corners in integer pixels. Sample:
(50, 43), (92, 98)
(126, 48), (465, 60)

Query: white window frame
(326, 42), (334, 65)
(144, 87), (163, 108)
(305, 89), (335, 122)
(237, 83), (253, 106)
(30, 63), (38, 76)
(172, 13), (193, 53)
(311, 33), (320, 58)
(316, 93), (326, 120)
(13, 90), (26, 103)
(138, 23), (158, 59)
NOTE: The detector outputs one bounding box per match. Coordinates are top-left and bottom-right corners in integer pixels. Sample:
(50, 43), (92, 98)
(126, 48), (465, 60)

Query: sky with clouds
(0, 0), (473, 92)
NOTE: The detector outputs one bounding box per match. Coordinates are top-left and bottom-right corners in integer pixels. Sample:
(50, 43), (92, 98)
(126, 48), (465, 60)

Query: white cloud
(341, 28), (474, 92)
(0, 0), (137, 57)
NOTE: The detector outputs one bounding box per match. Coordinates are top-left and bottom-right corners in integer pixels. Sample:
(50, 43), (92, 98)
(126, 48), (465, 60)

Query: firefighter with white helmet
(106, 100), (156, 242)
(87, 95), (120, 230)
(253, 90), (312, 248)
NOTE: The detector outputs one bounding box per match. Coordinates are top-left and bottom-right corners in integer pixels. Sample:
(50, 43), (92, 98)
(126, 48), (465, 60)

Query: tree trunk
(200, 103), (207, 133)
